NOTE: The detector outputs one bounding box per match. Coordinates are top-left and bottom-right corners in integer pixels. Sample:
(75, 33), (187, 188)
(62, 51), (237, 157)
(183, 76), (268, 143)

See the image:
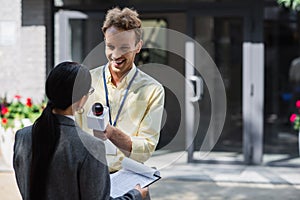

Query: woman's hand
(135, 184), (148, 199)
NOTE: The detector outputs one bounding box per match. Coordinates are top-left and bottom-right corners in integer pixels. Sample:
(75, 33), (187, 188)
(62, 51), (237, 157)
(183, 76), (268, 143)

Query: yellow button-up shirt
(76, 64), (165, 172)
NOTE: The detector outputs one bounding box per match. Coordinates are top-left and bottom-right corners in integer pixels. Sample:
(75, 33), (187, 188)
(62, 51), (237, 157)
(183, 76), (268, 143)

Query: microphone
(92, 103), (103, 116)
(87, 102), (109, 131)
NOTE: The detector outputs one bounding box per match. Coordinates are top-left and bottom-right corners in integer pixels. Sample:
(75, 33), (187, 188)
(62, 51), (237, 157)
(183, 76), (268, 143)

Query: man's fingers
(93, 130), (107, 140)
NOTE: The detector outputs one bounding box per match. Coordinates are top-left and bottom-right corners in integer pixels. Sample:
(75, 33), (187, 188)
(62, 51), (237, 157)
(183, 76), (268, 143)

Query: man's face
(104, 26), (142, 77)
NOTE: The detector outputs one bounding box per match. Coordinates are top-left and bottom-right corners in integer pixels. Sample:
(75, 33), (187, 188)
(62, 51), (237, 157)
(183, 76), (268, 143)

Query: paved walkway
(147, 151), (300, 200)
(145, 151), (300, 185)
(151, 180), (300, 200)
(1, 151), (299, 200)
(0, 172), (21, 200)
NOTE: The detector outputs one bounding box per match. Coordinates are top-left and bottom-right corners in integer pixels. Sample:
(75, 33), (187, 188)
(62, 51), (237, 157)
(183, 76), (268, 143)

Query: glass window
(137, 19), (168, 65)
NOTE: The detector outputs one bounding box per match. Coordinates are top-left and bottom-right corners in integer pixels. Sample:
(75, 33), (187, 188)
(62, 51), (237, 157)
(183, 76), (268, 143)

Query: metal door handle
(188, 75), (203, 102)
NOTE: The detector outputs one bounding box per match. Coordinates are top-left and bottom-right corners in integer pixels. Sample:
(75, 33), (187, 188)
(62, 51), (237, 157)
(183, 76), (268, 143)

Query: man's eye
(121, 47), (130, 52)
(107, 45), (114, 50)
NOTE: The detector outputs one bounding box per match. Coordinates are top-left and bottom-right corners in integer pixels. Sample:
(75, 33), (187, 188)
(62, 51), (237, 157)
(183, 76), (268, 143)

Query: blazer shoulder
(16, 125), (32, 134)
(15, 126), (33, 145)
(14, 126), (33, 163)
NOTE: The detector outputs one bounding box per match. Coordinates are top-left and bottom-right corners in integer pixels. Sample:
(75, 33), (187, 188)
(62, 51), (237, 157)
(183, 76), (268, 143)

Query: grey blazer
(13, 114), (142, 200)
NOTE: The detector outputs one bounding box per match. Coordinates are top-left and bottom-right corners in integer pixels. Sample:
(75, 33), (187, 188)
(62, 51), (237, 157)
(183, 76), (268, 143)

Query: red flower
(1, 118), (7, 125)
(290, 114), (297, 123)
(1, 107), (8, 115)
(14, 95), (21, 100)
(26, 98), (32, 107)
(296, 100), (300, 108)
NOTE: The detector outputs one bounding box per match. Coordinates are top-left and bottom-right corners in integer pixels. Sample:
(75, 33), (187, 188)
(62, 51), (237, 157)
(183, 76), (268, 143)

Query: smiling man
(76, 7), (165, 176)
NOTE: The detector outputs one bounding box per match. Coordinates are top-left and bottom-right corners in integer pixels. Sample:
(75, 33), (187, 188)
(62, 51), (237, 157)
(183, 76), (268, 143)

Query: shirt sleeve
(129, 84), (165, 162)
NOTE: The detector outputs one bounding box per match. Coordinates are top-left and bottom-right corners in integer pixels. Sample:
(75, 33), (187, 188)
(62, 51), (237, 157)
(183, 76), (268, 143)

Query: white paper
(121, 157), (159, 178)
(110, 158), (160, 198)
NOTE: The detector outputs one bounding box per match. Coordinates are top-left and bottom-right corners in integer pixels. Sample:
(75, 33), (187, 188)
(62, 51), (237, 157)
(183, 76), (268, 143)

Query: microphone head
(92, 103), (103, 116)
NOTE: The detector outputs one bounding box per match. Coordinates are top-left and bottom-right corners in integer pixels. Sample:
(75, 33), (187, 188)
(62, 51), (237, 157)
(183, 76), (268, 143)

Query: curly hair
(102, 7), (142, 44)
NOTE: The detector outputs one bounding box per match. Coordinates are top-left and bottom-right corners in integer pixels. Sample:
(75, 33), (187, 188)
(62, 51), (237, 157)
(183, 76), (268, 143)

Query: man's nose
(111, 49), (123, 59)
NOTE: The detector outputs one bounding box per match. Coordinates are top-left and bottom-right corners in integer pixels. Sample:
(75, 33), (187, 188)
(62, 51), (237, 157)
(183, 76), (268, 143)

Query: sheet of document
(110, 169), (159, 198)
(110, 158), (160, 198)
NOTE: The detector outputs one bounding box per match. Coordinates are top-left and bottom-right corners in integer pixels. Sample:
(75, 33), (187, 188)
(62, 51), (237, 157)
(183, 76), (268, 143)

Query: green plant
(277, 0), (300, 11)
(0, 95), (44, 130)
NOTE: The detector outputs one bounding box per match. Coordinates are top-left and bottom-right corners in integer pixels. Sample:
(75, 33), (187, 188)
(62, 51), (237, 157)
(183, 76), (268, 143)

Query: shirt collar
(65, 115), (75, 121)
(105, 63), (137, 87)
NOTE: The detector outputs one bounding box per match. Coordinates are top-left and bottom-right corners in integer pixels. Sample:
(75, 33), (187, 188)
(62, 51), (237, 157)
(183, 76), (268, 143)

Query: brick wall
(20, 26), (46, 102)
(0, 0), (46, 103)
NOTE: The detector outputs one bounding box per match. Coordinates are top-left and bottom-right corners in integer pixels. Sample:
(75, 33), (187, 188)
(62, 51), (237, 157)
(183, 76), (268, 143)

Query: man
(76, 7), (165, 173)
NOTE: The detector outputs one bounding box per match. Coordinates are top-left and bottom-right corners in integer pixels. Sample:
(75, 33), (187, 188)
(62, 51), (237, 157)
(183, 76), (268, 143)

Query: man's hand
(93, 124), (132, 156)
(93, 124), (115, 140)
(135, 184), (148, 199)
(93, 130), (107, 140)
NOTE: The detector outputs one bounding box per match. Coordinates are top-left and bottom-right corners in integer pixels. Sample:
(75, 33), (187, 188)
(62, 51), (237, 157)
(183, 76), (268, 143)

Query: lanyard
(102, 64), (138, 126)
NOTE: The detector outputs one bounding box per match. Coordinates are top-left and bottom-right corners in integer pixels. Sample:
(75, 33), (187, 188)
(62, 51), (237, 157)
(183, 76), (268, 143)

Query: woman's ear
(74, 95), (88, 113)
(135, 40), (143, 53)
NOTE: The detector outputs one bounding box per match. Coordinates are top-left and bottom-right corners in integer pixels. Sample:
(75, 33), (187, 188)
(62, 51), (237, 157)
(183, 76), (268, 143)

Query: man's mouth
(112, 59), (125, 67)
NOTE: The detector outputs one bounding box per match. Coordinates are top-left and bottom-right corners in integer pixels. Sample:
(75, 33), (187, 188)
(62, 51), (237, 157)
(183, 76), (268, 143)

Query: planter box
(0, 126), (14, 171)
(0, 118), (31, 171)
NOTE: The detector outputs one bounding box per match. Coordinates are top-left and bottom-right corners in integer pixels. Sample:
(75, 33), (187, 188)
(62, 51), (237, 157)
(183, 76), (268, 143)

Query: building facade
(2, 0), (300, 165)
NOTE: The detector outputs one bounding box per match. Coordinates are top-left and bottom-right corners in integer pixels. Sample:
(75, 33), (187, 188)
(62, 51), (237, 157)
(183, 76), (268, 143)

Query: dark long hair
(29, 62), (91, 200)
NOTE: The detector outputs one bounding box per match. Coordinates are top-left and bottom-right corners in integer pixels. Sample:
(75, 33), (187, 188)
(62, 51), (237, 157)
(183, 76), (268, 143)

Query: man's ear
(135, 40), (143, 53)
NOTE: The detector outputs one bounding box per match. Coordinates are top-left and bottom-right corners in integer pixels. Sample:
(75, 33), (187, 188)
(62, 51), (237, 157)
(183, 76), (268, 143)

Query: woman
(13, 62), (147, 200)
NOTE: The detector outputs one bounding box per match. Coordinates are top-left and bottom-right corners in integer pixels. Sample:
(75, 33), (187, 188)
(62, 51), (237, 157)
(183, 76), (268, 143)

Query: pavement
(0, 151), (300, 200)
(147, 151), (300, 200)
(145, 151), (300, 185)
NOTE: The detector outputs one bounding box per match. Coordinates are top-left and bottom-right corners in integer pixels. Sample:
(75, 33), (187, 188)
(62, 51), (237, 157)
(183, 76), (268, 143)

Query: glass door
(190, 16), (244, 163)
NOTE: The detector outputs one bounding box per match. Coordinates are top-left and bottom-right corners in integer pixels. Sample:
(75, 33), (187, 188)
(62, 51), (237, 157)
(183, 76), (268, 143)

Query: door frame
(56, 10), (88, 63)
(186, 2), (264, 165)
(55, 10), (106, 65)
